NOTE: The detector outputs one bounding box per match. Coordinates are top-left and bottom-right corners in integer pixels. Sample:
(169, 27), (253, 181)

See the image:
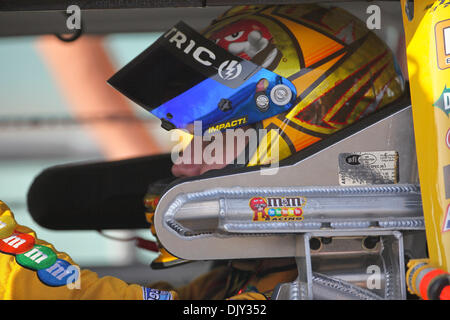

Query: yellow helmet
(202, 4), (405, 165)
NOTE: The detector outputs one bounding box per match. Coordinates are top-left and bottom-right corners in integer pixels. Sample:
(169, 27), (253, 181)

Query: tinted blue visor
(108, 21), (297, 134)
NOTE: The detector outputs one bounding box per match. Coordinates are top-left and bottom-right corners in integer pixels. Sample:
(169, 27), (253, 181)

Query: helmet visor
(108, 21), (297, 134)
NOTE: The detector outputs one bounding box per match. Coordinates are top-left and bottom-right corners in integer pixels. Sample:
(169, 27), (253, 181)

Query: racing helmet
(203, 4), (405, 165)
(108, 4), (405, 267)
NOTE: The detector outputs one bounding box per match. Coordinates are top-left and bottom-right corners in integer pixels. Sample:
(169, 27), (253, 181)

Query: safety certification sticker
(338, 151), (399, 186)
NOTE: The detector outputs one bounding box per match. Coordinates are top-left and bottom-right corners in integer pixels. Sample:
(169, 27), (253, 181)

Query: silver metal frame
(272, 231), (406, 300)
(155, 105), (421, 260)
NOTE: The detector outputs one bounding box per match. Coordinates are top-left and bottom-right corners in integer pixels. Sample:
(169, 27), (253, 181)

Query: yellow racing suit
(0, 201), (297, 300)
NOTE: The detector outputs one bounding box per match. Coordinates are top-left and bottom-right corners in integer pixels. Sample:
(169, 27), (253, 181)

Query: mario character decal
(210, 19), (282, 71)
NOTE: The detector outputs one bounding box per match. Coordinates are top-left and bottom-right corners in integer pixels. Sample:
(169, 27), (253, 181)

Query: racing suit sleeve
(0, 201), (177, 300)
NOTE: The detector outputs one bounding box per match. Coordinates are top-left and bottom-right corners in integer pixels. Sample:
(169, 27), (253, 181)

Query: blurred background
(0, 1), (407, 286)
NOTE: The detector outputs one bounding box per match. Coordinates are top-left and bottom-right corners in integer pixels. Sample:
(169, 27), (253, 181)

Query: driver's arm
(0, 201), (176, 300)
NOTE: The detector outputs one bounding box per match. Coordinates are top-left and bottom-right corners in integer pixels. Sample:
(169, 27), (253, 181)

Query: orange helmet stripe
(269, 15), (344, 67)
(291, 53), (346, 97)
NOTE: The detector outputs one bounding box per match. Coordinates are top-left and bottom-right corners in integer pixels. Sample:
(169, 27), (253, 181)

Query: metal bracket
(271, 234), (313, 300)
(272, 231), (407, 300)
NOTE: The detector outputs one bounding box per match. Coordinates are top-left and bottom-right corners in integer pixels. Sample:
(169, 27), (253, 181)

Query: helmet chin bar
(155, 103), (427, 300)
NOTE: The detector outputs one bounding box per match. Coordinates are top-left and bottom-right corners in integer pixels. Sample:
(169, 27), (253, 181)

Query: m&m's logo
(16, 244), (57, 271)
(0, 214), (80, 288)
(249, 196), (306, 222)
(0, 232), (35, 255)
(0, 215), (17, 239)
(38, 259), (80, 288)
